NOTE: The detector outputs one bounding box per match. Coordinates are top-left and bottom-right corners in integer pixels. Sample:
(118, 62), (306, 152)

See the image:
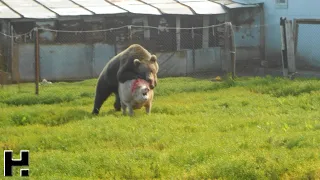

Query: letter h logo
(4, 150), (29, 177)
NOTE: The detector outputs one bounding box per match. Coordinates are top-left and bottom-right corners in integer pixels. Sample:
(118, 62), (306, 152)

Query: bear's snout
(147, 79), (155, 89)
(149, 84), (155, 89)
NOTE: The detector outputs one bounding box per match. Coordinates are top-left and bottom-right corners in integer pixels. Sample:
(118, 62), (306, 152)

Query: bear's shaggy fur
(118, 77), (154, 116)
(92, 44), (159, 115)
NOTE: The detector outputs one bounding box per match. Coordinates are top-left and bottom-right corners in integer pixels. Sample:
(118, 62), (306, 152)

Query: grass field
(0, 75), (320, 179)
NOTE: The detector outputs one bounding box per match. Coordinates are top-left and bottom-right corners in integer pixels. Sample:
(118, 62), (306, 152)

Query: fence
(1, 21), (290, 94)
(34, 23), (234, 82)
(23, 22), (237, 94)
(294, 20), (320, 72)
(0, 30), (22, 88)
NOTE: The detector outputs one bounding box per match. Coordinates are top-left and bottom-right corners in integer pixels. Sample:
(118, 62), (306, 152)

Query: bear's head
(133, 54), (159, 89)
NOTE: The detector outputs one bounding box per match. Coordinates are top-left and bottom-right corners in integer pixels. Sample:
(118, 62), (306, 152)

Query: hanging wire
(0, 22), (279, 38)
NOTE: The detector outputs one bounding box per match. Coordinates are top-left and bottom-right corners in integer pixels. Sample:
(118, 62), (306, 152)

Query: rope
(0, 22), (279, 38)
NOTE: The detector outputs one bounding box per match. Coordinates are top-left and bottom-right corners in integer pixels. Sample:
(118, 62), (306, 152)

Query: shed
(0, 0), (263, 82)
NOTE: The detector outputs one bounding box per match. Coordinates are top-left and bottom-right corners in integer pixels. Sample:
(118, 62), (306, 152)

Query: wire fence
(0, 32), (15, 88)
(2, 20), (319, 94)
(296, 24), (320, 72)
(0, 22), (267, 94)
(33, 23), (231, 87)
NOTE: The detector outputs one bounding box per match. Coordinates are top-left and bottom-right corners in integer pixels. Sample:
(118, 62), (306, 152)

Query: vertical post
(280, 17), (288, 77)
(128, 25), (132, 45)
(202, 16), (209, 49)
(90, 44), (95, 78)
(176, 16), (181, 51)
(285, 20), (296, 74)
(111, 29), (118, 55)
(34, 28), (40, 95)
(223, 22), (231, 74)
(192, 27), (195, 73)
(11, 25), (20, 90)
(10, 25), (13, 81)
(229, 22), (236, 79)
(259, 5), (266, 64)
(6, 22), (11, 75)
(143, 16), (150, 41)
(293, 19), (299, 56)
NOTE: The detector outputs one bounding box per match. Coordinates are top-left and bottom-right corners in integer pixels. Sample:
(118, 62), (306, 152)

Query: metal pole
(224, 22), (231, 75)
(192, 27), (195, 73)
(280, 17), (288, 77)
(128, 25), (132, 45)
(229, 22), (236, 79)
(34, 28), (40, 95)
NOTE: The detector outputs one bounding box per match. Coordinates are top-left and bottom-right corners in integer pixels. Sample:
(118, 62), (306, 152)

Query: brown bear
(92, 44), (159, 115)
(118, 59), (158, 116)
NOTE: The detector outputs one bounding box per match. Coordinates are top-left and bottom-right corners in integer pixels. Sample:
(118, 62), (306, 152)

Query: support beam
(176, 16), (181, 51)
(293, 19), (299, 56)
(280, 17), (288, 77)
(223, 22), (231, 73)
(229, 23), (236, 79)
(285, 20), (296, 73)
(143, 16), (150, 40)
(34, 28), (40, 95)
(202, 15), (209, 49)
(259, 5), (266, 64)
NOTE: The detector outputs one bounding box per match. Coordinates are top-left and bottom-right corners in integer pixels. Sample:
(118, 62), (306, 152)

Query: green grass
(0, 76), (320, 179)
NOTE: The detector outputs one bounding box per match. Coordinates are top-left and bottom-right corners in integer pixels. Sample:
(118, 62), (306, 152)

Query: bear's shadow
(100, 109), (119, 116)
(99, 109), (149, 118)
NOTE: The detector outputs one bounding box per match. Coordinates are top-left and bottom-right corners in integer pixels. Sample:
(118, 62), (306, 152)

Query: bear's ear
(150, 55), (157, 63)
(133, 59), (141, 66)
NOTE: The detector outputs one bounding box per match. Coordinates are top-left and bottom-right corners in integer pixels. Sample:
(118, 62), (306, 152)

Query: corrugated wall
(17, 44), (223, 81)
(18, 43), (115, 81)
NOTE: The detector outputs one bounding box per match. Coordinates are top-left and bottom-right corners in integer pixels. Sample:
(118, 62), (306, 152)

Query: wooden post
(285, 20), (296, 73)
(280, 17), (288, 77)
(5, 22), (11, 75)
(293, 19), (299, 56)
(202, 16), (209, 49)
(192, 27), (195, 73)
(10, 25), (13, 81)
(34, 28), (40, 95)
(143, 16), (150, 41)
(111, 29), (118, 55)
(259, 5), (266, 64)
(11, 25), (21, 90)
(229, 22), (236, 79)
(176, 16), (181, 51)
(128, 25), (132, 45)
(223, 22), (231, 74)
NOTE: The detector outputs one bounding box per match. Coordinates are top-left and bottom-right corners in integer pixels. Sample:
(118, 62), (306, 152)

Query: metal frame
(293, 19), (320, 56)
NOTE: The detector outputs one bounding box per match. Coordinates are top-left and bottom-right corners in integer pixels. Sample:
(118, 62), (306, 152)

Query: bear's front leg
(145, 103), (152, 115)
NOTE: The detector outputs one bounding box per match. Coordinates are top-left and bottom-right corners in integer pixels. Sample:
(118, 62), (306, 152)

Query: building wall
(261, 0), (320, 70)
(18, 43), (115, 81)
(17, 43), (222, 81)
(229, 6), (263, 70)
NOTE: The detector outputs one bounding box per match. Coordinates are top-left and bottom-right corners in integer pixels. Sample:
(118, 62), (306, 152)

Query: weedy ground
(0, 76), (319, 179)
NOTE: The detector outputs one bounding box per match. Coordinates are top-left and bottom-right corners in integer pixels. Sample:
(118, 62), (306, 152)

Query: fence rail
(0, 22), (258, 94)
(5, 19), (319, 94)
(294, 20), (320, 72)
